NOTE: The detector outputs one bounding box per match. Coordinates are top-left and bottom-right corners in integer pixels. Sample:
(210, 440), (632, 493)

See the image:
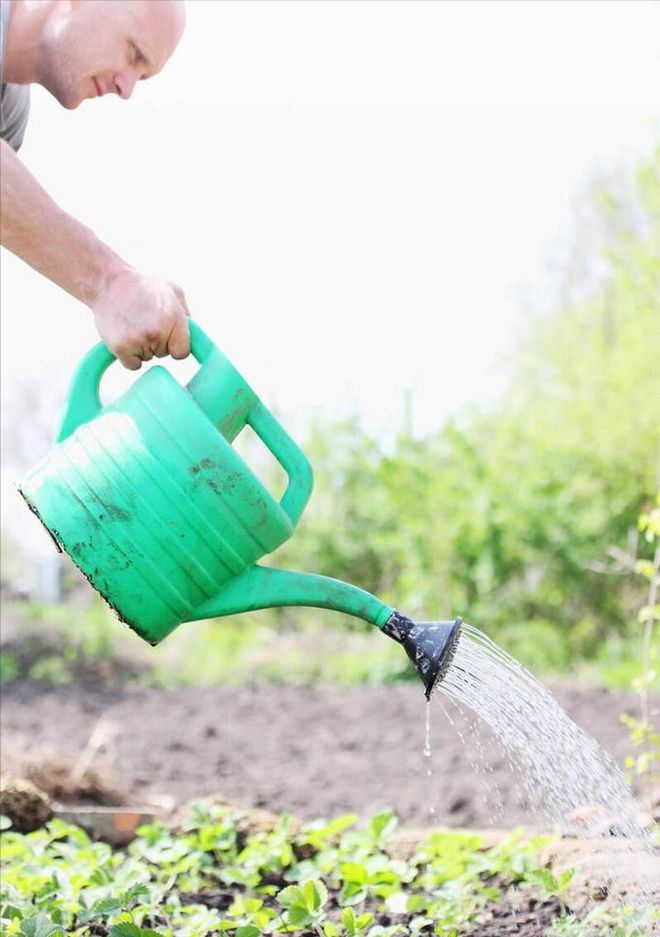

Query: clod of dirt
(24, 753), (127, 806)
(0, 777), (52, 832)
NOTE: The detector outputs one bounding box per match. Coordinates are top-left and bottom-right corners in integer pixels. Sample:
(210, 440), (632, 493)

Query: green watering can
(19, 322), (461, 697)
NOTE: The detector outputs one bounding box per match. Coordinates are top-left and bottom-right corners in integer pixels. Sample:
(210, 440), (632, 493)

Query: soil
(0, 678), (654, 832)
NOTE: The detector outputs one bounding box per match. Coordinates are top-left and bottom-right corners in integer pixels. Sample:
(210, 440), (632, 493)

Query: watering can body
(20, 322), (461, 696)
(19, 323), (393, 644)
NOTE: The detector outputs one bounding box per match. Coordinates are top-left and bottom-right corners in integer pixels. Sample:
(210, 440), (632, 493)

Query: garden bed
(0, 679), (650, 830)
(2, 679), (659, 935)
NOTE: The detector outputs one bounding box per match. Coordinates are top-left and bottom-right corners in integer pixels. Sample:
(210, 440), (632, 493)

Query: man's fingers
(118, 353), (143, 371)
(171, 282), (191, 318)
(168, 313), (191, 360)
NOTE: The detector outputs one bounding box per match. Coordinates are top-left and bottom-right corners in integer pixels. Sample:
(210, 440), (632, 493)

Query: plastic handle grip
(55, 321), (314, 529)
(248, 402), (314, 527)
(56, 321), (213, 443)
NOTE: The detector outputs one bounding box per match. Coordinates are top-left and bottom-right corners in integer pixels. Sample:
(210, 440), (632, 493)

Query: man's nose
(113, 71), (138, 100)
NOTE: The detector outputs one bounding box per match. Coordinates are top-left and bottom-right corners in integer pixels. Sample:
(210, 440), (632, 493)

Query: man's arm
(0, 139), (190, 370)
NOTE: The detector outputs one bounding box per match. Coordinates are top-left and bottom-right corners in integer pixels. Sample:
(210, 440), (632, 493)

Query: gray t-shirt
(1, 0), (30, 151)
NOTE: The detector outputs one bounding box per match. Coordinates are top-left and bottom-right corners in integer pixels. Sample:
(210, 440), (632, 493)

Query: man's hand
(92, 268), (191, 370)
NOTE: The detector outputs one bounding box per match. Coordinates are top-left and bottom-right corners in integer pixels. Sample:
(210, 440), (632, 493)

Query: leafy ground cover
(2, 803), (657, 937)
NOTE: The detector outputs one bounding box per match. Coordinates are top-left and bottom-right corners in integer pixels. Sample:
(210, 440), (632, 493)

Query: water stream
(436, 622), (646, 840)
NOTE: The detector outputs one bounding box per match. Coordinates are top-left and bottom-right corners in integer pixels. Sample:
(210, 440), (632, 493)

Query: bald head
(30, 0), (186, 109)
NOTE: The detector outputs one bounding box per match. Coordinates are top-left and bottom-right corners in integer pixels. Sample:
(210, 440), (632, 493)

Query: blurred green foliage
(273, 144), (660, 672)
(2, 147), (658, 688)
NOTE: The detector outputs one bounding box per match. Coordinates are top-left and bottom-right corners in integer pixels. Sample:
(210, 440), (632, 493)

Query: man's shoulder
(1, 0), (31, 151)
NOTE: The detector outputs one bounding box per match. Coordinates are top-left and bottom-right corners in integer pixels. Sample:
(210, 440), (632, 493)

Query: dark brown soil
(0, 678), (652, 831)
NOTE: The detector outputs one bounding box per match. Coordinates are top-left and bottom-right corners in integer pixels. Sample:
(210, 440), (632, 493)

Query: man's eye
(132, 44), (145, 65)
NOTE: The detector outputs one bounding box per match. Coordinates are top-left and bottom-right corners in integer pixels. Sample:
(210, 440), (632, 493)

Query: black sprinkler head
(383, 612), (463, 699)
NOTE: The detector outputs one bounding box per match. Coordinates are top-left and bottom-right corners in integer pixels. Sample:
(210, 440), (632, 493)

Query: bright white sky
(1, 0), (659, 450)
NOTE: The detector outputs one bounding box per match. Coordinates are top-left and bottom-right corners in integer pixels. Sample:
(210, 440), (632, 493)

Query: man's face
(38, 0), (185, 109)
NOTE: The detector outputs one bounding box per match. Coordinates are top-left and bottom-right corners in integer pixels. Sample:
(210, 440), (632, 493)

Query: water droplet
(423, 699), (432, 758)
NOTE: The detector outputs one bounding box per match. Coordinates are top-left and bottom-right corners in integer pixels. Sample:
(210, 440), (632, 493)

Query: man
(0, 0), (190, 370)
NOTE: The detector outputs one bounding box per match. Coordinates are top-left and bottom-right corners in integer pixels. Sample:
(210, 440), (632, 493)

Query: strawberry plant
(1, 804), (658, 937)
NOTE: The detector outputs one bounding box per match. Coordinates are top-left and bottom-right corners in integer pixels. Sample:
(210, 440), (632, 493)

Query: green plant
(0, 652), (19, 684)
(277, 879), (328, 932)
(613, 495), (660, 807)
(26, 655), (72, 685)
(3, 804), (659, 936)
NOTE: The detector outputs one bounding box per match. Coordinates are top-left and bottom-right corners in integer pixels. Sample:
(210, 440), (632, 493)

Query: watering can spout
(190, 565), (395, 628)
(191, 566), (462, 697)
(382, 613), (463, 699)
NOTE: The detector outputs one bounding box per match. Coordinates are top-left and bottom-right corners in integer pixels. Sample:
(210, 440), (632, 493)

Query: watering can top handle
(56, 320), (214, 443)
(56, 320), (313, 528)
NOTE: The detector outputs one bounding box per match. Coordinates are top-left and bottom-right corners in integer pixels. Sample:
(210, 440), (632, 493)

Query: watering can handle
(56, 321), (313, 528)
(247, 401), (313, 527)
(56, 321), (215, 443)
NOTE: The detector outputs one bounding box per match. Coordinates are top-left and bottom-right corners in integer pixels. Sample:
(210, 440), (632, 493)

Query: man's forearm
(1, 139), (191, 371)
(0, 139), (126, 305)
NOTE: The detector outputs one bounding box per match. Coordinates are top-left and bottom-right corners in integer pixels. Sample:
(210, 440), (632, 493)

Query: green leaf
(0, 814), (12, 830)
(559, 868), (575, 889)
(108, 926), (162, 937)
(123, 884), (151, 903)
(19, 914), (63, 937)
(341, 908), (356, 930)
(235, 928), (261, 937)
(303, 878), (327, 911)
(405, 896), (428, 913)
(287, 905), (313, 926)
(277, 885), (305, 909)
(94, 898), (125, 915)
(530, 868), (559, 894)
(340, 883), (368, 906)
(369, 812), (398, 843)
(340, 862), (368, 885)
